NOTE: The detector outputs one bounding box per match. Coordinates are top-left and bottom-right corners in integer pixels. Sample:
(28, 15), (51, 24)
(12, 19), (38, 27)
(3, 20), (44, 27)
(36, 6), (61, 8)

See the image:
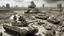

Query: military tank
(35, 14), (49, 20)
(47, 15), (60, 24)
(3, 23), (38, 36)
(3, 11), (38, 36)
(25, 1), (40, 14)
(25, 8), (40, 14)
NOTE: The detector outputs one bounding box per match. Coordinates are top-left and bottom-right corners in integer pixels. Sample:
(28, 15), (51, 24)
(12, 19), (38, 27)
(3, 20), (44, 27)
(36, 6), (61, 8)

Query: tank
(3, 15), (38, 36)
(25, 8), (40, 14)
(25, 1), (40, 14)
(3, 23), (38, 36)
(35, 14), (49, 20)
(47, 15), (60, 24)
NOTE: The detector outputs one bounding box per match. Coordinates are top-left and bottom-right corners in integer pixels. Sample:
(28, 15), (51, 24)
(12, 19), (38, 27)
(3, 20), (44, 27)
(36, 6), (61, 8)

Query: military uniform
(13, 15), (17, 24)
(19, 16), (28, 26)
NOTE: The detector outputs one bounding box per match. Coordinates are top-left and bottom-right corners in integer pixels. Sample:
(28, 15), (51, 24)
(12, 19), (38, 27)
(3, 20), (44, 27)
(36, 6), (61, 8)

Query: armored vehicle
(3, 11), (38, 36)
(25, 1), (40, 14)
(47, 15), (60, 24)
(3, 23), (38, 36)
(25, 8), (40, 14)
(35, 14), (49, 20)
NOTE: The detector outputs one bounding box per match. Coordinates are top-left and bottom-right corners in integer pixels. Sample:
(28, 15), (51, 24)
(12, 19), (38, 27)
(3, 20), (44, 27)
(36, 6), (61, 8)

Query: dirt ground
(0, 9), (64, 36)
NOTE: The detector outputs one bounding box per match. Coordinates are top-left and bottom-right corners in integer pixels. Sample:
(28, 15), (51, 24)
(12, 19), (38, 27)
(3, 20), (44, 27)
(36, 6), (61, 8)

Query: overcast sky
(0, 0), (64, 7)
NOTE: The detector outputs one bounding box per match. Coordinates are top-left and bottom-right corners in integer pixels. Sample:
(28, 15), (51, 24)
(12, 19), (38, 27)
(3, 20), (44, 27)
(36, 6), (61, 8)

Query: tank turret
(28, 1), (36, 8)
(35, 14), (49, 20)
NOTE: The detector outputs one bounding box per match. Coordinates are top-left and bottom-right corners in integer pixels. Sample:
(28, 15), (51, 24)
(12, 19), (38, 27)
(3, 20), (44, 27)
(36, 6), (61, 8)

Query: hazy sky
(0, 0), (64, 7)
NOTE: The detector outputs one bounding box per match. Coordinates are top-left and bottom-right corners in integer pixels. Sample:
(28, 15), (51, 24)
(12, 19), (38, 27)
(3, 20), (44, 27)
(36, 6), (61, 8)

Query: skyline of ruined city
(0, 0), (64, 7)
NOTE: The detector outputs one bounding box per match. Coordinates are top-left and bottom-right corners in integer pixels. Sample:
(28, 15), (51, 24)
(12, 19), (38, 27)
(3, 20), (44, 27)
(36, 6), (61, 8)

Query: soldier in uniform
(18, 16), (28, 26)
(13, 15), (17, 24)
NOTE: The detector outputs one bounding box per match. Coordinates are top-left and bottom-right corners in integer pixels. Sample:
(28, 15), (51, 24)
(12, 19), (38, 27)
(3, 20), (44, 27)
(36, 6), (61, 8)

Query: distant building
(15, 5), (18, 8)
(6, 3), (10, 8)
(2, 5), (5, 8)
(57, 3), (62, 8)
(42, 4), (44, 8)
(57, 3), (62, 12)
(15, 5), (18, 7)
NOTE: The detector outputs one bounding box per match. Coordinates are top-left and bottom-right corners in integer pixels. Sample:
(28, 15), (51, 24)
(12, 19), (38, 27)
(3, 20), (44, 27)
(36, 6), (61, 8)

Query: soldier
(13, 15), (17, 24)
(19, 16), (25, 22)
(18, 16), (28, 26)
